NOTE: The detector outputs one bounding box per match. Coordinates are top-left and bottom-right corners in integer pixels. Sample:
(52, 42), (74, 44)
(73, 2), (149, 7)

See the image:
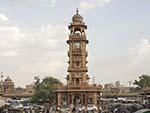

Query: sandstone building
(3, 76), (15, 94)
(55, 9), (102, 106)
(0, 76), (34, 98)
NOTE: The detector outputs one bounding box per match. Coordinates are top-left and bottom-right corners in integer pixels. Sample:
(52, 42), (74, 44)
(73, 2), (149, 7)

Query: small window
(76, 79), (80, 85)
(76, 61), (80, 67)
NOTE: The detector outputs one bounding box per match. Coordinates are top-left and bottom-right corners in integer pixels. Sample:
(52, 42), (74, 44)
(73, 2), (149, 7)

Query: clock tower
(55, 9), (102, 107)
(66, 9), (89, 86)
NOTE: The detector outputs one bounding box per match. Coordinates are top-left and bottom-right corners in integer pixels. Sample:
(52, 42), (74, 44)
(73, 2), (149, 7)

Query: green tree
(134, 74), (150, 88)
(31, 76), (61, 104)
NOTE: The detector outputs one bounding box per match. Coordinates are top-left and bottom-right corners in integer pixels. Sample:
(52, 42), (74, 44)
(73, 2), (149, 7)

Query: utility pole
(0, 72), (4, 81)
(128, 81), (132, 88)
(0, 72), (4, 92)
(93, 77), (95, 84)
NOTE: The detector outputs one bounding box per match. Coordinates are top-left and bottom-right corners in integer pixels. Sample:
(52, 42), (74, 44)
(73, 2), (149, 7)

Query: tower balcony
(67, 67), (88, 72)
(68, 51), (88, 56)
(69, 22), (86, 26)
(67, 50), (83, 56)
(65, 84), (101, 90)
(66, 84), (81, 89)
(68, 51), (82, 57)
(72, 50), (82, 55)
(69, 34), (86, 39)
(67, 35), (89, 43)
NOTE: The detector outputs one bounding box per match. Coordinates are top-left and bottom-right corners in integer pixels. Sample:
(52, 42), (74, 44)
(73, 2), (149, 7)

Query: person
(56, 108), (61, 113)
(49, 107), (53, 113)
(24, 109), (28, 113)
(28, 108), (31, 113)
(31, 108), (35, 113)
(68, 108), (72, 113)
(82, 108), (86, 113)
(98, 106), (102, 113)
(46, 107), (50, 113)
(72, 107), (76, 113)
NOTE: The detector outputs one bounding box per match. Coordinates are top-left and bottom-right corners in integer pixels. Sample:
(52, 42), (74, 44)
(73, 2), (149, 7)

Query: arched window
(76, 61), (80, 67)
(74, 30), (81, 35)
(83, 94), (85, 104)
(76, 78), (80, 85)
(74, 27), (81, 35)
(69, 94), (72, 104)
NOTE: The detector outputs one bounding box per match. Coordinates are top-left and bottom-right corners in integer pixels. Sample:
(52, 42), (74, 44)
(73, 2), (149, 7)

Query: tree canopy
(31, 76), (61, 104)
(134, 74), (150, 89)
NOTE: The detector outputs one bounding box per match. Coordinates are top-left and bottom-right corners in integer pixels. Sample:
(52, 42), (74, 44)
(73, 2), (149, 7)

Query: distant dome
(72, 9), (83, 23)
(5, 76), (12, 82)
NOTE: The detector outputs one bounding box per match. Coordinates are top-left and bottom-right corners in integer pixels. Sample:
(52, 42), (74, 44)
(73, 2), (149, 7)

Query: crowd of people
(0, 105), (101, 113)
(0, 101), (149, 113)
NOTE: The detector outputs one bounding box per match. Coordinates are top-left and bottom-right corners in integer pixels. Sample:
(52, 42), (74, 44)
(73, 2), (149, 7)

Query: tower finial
(76, 8), (79, 14)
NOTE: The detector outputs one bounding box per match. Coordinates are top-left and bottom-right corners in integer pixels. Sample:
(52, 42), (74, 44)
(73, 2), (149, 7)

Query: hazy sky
(0, 0), (150, 87)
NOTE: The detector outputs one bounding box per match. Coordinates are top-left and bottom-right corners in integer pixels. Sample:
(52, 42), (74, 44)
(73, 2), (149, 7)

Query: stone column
(68, 93), (73, 105)
(85, 93), (87, 106)
(72, 94), (74, 104)
(80, 94), (83, 105)
(93, 93), (97, 105)
(58, 93), (62, 106)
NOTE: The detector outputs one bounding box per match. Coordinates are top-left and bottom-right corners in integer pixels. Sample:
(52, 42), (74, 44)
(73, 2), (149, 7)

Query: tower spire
(76, 8), (79, 14)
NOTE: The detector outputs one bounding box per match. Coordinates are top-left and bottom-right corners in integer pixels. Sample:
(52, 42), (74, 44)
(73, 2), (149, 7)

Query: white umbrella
(0, 100), (7, 107)
(134, 109), (150, 113)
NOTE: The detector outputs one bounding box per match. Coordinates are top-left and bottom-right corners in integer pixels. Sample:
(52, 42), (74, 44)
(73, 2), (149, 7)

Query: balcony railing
(69, 34), (87, 40)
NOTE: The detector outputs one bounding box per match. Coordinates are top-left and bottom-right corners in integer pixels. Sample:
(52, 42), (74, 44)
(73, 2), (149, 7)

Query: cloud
(0, 13), (25, 57)
(79, 0), (111, 10)
(0, 13), (9, 22)
(5, 0), (57, 8)
(89, 37), (150, 85)
(49, 0), (56, 7)
(0, 13), (67, 86)
(129, 38), (150, 64)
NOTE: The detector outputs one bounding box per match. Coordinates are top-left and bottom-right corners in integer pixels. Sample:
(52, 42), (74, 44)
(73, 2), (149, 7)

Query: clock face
(74, 42), (80, 48)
